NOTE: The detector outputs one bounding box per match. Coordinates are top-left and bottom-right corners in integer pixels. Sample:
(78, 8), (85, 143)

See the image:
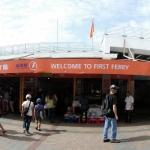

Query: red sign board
(0, 59), (149, 76)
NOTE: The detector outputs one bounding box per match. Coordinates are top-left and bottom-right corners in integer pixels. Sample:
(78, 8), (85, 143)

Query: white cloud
(0, 0), (150, 46)
(129, 21), (138, 27)
(136, 0), (150, 17)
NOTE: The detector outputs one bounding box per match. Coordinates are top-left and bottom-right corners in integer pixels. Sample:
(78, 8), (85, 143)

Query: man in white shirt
(124, 91), (134, 124)
(21, 94), (34, 136)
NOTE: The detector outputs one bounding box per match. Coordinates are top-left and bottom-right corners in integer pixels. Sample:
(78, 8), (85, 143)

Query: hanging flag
(90, 27), (93, 38)
(92, 20), (94, 32)
(90, 20), (94, 38)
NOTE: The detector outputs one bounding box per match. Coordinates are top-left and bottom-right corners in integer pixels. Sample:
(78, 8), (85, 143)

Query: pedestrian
(0, 92), (6, 136)
(103, 85), (120, 143)
(124, 91), (134, 123)
(3, 88), (9, 114)
(45, 91), (58, 123)
(80, 93), (89, 124)
(34, 98), (46, 131)
(9, 85), (16, 115)
(21, 94), (34, 136)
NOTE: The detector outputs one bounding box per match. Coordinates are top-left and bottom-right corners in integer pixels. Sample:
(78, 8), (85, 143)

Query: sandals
(35, 127), (41, 131)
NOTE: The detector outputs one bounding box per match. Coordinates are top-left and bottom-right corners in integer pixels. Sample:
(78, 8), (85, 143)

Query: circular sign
(29, 61), (37, 70)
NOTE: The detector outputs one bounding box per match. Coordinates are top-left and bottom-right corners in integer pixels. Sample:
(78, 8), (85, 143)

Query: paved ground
(0, 114), (150, 150)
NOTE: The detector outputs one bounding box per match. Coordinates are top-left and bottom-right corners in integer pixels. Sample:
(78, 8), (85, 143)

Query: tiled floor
(0, 114), (150, 150)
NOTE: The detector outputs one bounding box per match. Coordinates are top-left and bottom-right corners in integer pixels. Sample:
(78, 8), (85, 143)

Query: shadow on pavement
(33, 129), (67, 136)
(2, 131), (38, 141)
(121, 135), (150, 142)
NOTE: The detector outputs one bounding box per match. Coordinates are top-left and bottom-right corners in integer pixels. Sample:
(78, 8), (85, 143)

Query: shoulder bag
(22, 101), (31, 116)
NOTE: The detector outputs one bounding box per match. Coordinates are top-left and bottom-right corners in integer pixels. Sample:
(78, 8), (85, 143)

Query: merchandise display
(63, 107), (105, 124)
(63, 113), (80, 123)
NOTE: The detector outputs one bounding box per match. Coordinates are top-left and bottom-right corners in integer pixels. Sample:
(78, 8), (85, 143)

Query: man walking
(21, 94), (34, 136)
(124, 91), (134, 123)
(103, 85), (120, 143)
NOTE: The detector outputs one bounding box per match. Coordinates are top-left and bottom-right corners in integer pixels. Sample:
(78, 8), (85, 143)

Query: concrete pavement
(0, 114), (150, 150)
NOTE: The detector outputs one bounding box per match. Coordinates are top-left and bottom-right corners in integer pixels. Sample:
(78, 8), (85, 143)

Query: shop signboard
(0, 59), (149, 76)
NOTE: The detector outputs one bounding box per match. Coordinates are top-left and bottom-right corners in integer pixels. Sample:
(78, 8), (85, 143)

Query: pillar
(130, 76), (134, 98)
(131, 79), (134, 98)
(72, 75), (76, 114)
(19, 76), (24, 112)
(128, 75), (134, 98)
(128, 75), (131, 91)
(102, 74), (111, 97)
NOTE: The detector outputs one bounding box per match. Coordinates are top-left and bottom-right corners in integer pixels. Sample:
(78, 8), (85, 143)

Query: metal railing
(0, 42), (102, 56)
(104, 25), (150, 39)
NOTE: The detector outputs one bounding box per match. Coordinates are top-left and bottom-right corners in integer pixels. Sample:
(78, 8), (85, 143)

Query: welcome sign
(0, 58), (149, 75)
(51, 63), (129, 70)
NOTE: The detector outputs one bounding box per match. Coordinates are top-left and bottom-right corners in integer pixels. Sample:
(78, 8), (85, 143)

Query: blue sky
(0, 0), (150, 46)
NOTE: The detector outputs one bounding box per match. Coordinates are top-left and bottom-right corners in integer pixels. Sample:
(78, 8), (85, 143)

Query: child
(34, 98), (46, 131)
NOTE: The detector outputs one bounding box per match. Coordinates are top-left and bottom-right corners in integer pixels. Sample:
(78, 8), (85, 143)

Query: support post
(19, 76), (24, 112)
(72, 76), (76, 114)
(128, 75), (131, 91)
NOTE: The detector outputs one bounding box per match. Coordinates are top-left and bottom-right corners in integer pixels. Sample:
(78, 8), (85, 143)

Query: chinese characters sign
(0, 64), (8, 70)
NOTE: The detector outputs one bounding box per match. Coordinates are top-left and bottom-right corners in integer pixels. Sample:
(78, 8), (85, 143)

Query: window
(135, 54), (150, 61)
(110, 51), (128, 59)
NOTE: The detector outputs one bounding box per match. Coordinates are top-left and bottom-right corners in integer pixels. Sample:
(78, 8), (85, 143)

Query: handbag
(40, 111), (44, 120)
(22, 101), (31, 116)
(44, 104), (47, 109)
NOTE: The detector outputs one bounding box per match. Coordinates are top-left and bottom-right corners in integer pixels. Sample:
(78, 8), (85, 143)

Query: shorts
(35, 117), (42, 123)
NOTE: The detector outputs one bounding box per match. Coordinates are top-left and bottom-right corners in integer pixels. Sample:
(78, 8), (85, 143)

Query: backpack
(101, 94), (111, 116)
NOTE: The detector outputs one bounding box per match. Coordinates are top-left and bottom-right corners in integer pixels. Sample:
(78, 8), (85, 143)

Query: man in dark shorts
(34, 98), (46, 131)
(103, 85), (120, 143)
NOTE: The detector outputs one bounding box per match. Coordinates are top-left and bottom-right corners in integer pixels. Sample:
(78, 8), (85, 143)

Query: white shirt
(125, 95), (134, 110)
(22, 100), (34, 116)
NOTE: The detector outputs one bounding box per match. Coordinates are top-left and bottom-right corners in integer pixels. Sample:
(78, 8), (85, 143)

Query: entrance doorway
(0, 77), (20, 113)
(135, 80), (150, 108)
(111, 79), (127, 108)
(38, 78), (73, 114)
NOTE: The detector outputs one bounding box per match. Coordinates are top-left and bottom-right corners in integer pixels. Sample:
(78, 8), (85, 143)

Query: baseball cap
(110, 85), (119, 90)
(26, 94), (32, 99)
(36, 98), (42, 103)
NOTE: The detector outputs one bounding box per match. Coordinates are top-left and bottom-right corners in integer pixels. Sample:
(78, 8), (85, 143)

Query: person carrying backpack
(103, 85), (120, 143)
(34, 98), (46, 131)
